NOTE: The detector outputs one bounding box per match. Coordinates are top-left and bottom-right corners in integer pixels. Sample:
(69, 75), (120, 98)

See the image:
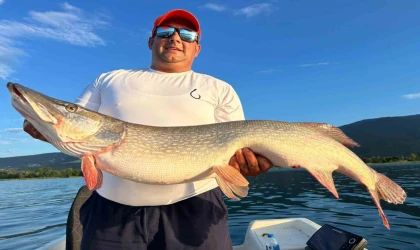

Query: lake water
(0, 164), (419, 250)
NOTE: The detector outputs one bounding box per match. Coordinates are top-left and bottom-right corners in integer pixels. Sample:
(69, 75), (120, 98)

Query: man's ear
(148, 37), (154, 50)
(194, 43), (201, 57)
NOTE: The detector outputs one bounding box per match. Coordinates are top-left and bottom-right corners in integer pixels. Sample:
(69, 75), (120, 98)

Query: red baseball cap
(151, 9), (201, 37)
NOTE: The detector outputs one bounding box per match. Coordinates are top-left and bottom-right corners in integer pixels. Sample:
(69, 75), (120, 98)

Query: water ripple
(1, 165), (419, 249)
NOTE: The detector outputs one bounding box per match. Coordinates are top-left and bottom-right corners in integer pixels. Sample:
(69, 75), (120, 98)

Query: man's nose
(169, 30), (182, 43)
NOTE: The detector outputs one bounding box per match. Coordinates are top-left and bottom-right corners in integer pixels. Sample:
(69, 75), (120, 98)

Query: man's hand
(23, 119), (49, 143)
(229, 147), (273, 176)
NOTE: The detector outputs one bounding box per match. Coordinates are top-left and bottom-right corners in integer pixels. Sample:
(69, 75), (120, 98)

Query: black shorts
(79, 187), (233, 250)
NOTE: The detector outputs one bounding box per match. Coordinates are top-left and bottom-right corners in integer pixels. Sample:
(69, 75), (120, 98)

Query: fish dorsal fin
(299, 122), (360, 147)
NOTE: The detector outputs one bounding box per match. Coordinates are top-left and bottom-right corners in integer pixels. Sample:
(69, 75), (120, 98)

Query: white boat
(233, 218), (322, 250)
(36, 217), (324, 250)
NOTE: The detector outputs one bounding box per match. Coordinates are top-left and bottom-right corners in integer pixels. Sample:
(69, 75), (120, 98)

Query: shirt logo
(190, 89), (201, 99)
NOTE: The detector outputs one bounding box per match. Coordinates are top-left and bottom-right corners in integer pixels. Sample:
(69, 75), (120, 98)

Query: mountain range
(1, 114), (419, 171)
(340, 114), (420, 157)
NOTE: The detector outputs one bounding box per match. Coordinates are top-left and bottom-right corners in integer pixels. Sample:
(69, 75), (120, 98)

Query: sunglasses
(155, 26), (199, 43)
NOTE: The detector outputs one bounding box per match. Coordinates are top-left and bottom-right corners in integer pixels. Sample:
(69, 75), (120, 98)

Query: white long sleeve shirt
(75, 67), (245, 206)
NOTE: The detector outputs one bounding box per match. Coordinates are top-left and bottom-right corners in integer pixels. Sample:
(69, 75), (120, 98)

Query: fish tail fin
(367, 173), (407, 230)
(306, 167), (339, 198)
(213, 165), (249, 200)
(81, 155), (103, 190)
(376, 172), (407, 204)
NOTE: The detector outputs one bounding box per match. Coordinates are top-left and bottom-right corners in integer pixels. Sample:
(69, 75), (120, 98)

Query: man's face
(148, 18), (201, 69)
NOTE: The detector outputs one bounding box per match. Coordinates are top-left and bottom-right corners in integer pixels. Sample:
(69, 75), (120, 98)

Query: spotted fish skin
(6, 82), (407, 230)
(92, 120), (359, 185)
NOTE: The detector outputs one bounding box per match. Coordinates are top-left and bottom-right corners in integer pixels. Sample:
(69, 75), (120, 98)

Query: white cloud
(0, 149), (18, 157)
(0, 63), (14, 79)
(13, 118), (25, 122)
(201, 3), (226, 12)
(402, 93), (420, 100)
(0, 2), (108, 80)
(62, 2), (81, 13)
(0, 37), (26, 59)
(0, 37), (25, 79)
(0, 20), (106, 47)
(256, 68), (282, 74)
(0, 137), (28, 145)
(8, 138), (25, 141)
(235, 3), (273, 18)
(0, 6), (107, 46)
(299, 62), (331, 67)
(0, 128), (24, 133)
(29, 10), (82, 28)
(6, 148), (18, 153)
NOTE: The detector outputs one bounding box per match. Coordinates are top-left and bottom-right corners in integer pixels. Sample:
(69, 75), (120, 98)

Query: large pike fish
(7, 82), (406, 229)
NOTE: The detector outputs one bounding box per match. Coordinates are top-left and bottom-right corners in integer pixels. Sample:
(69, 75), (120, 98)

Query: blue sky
(0, 0), (419, 157)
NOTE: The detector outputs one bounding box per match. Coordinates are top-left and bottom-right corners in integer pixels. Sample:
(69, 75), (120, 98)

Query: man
(24, 9), (273, 249)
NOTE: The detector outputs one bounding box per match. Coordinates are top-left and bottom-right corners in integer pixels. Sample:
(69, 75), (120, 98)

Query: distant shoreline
(269, 161), (420, 170)
(0, 167), (82, 181)
(368, 161), (420, 166)
(2, 161), (419, 181)
(0, 176), (82, 181)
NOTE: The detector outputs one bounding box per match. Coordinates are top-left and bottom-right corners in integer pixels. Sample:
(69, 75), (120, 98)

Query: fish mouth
(7, 82), (28, 105)
(7, 82), (58, 125)
(7, 82), (36, 121)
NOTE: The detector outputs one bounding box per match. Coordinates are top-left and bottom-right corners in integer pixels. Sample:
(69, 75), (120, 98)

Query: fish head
(7, 82), (105, 144)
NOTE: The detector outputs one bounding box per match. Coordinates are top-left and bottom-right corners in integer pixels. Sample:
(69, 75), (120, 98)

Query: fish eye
(65, 104), (78, 113)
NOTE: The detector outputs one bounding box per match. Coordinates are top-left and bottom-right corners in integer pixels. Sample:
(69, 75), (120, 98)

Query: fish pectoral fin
(305, 167), (339, 198)
(213, 165), (249, 200)
(216, 176), (249, 200)
(81, 155), (103, 190)
(213, 165), (249, 186)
